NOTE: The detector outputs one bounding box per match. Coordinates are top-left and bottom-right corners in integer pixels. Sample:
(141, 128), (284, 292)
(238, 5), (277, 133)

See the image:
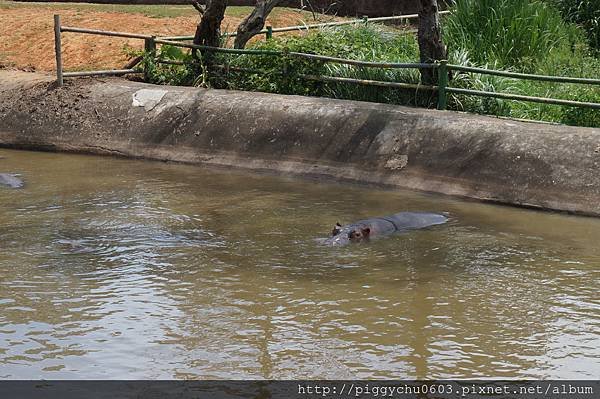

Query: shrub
(219, 24), (431, 105)
(139, 45), (198, 86)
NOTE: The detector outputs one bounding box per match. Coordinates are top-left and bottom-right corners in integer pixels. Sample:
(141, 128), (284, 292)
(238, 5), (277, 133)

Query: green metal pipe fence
(54, 15), (600, 115)
(158, 11), (450, 42)
(445, 87), (600, 110)
(449, 64), (600, 86)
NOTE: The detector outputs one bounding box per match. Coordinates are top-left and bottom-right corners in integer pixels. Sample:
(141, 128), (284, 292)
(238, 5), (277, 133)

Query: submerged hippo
(324, 211), (448, 246)
(0, 173), (24, 189)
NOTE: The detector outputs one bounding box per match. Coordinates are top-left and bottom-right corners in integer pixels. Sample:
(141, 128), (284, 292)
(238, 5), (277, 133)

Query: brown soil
(0, 6), (331, 72)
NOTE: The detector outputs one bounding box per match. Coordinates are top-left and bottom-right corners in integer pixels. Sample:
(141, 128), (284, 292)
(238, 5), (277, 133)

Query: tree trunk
(193, 0), (228, 50)
(234, 0), (283, 49)
(417, 0), (447, 85)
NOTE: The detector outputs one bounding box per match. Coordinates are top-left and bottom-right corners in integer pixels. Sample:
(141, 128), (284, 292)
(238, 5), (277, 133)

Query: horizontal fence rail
(450, 64), (600, 86)
(154, 39), (281, 55)
(62, 69), (142, 78)
(211, 64), (437, 91)
(54, 15), (147, 81)
(53, 15), (600, 115)
(211, 64), (438, 91)
(287, 53), (436, 69)
(301, 75), (438, 92)
(159, 10), (451, 41)
(445, 87), (600, 109)
(61, 26), (153, 40)
(155, 39), (438, 69)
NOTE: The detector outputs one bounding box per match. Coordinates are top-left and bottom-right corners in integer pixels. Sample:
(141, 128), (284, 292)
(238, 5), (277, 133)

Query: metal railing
(53, 15), (600, 112)
(442, 64), (600, 109)
(158, 11), (451, 41)
(54, 15), (148, 85)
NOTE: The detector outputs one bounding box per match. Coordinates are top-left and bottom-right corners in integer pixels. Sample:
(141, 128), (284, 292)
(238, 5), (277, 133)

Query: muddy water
(0, 149), (598, 379)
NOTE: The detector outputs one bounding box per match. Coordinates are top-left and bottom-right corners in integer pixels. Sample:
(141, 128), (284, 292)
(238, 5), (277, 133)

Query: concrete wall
(1, 70), (599, 216)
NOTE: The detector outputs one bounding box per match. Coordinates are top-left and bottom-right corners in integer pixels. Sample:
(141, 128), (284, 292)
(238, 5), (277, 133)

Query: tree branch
(191, 0), (206, 15)
(193, 0), (227, 48)
(234, 0), (283, 49)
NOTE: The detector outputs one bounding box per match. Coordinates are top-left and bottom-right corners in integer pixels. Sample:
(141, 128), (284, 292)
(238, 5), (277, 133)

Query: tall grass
(548, 0), (600, 52)
(444, 0), (583, 71)
(443, 0), (600, 127)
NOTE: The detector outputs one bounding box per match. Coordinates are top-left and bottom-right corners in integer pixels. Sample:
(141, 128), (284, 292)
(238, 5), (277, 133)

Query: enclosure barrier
(54, 15), (147, 81)
(158, 11), (451, 41)
(53, 15), (600, 112)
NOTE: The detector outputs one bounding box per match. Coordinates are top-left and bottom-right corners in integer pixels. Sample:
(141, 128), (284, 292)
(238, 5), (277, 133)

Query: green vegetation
(221, 26), (429, 106)
(444, 0), (583, 71)
(443, 0), (600, 127)
(548, 0), (600, 52)
(141, 45), (197, 85)
(143, 25), (432, 107)
(141, 0), (600, 127)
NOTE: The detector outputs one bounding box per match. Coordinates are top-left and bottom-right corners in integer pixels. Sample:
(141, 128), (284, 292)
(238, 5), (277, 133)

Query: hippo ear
(332, 223), (342, 236)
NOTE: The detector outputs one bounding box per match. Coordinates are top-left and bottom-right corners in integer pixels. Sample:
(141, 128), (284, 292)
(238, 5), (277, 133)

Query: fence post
(282, 50), (290, 88)
(54, 14), (63, 87)
(266, 25), (273, 40)
(144, 35), (156, 81)
(145, 35), (156, 53)
(363, 16), (369, 25)
(437, 60), (448, 110)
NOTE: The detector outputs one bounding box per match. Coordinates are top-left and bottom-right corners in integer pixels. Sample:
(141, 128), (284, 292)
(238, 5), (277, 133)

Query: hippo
(0, 173), (24, 189)
(324, 211), (448, 246)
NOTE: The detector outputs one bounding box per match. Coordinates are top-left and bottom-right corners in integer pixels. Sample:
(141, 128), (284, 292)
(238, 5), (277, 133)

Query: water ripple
(0, 149), (599, 378)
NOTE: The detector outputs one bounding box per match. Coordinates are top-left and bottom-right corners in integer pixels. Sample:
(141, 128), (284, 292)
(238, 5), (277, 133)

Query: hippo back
(0, 173), (24, 189)
(386, 212), (448, 231)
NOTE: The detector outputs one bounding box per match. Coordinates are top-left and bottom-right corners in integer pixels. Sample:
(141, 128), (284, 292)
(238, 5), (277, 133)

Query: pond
(0, 149), (598, 379)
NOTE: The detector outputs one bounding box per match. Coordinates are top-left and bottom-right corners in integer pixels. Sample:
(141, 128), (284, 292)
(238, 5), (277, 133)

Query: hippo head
(325, 223), (370, 246)
(347, 227), (370, 242)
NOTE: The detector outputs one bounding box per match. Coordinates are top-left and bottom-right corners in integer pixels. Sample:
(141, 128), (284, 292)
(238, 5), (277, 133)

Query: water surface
(0, 149), (598, 379)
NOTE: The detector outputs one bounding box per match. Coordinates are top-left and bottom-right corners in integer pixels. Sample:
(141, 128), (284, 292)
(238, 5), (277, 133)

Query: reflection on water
(0, 149), (599, 379)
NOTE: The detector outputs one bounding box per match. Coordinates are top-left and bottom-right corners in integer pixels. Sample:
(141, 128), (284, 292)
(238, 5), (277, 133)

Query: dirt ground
(0, 1), (338, 72)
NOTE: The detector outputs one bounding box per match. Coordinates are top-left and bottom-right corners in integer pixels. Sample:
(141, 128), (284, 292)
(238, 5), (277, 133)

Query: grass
(548, 0), (600, 52)
(442, 0), (600, 127)
(444, 0), (584, 72)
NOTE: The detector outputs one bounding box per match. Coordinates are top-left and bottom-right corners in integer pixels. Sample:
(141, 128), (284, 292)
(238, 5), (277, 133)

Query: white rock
(132, 89), (168, 111)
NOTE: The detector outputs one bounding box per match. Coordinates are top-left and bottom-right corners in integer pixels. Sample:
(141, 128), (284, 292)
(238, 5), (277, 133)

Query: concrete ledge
(1, 70), (599, 216)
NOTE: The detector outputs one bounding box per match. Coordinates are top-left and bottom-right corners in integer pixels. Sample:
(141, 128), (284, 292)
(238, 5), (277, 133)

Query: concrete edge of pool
(1, 70), (599, 216)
